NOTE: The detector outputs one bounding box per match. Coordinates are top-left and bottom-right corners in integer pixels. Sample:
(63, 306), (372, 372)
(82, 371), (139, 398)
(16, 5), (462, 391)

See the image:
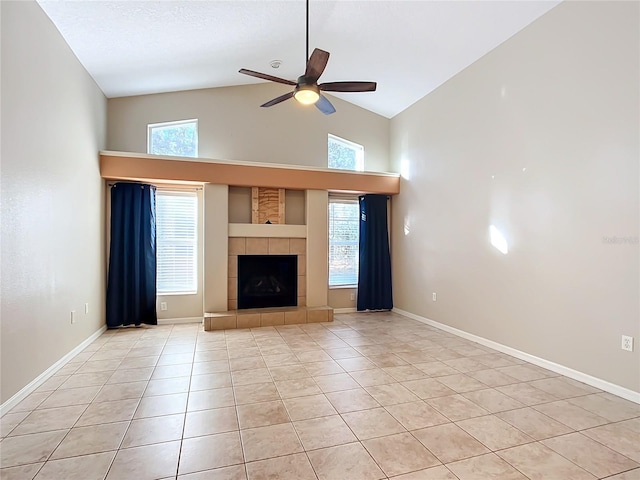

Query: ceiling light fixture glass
(294, 84), (320, 105)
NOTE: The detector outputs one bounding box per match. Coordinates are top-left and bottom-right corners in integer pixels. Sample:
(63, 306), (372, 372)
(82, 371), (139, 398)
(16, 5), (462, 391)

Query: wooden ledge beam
(100, 151), (400, 195)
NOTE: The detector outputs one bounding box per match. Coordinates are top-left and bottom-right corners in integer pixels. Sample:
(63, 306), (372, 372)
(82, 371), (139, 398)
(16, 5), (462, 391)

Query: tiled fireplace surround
(228, 237), (307, 311)
(203, 187), (334, 331)
(203, 236), (333, 330)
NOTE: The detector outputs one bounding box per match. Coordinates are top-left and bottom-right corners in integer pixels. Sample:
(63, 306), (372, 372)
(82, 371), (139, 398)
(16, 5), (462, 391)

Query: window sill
(329, 285), (357, 290)
(157, 291), (198, 297)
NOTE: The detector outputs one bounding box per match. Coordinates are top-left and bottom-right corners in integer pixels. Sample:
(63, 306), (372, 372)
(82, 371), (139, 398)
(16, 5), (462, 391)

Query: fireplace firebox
(237, 255), (297, 309)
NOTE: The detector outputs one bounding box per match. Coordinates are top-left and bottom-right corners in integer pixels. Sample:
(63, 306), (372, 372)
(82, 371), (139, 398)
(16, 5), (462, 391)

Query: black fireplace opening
(237, 255), (297, 309)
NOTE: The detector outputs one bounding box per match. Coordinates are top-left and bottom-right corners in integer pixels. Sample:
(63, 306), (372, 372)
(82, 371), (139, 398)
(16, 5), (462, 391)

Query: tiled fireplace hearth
(203, 235), (333, 330)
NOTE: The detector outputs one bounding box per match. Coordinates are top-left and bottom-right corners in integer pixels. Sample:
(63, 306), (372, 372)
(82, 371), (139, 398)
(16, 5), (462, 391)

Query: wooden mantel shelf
(100, 151), (400, 195)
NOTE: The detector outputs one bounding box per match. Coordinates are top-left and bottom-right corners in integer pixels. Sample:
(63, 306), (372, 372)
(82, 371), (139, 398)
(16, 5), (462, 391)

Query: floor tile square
(447, 452), (528, 480)
(497, 406), (574, 440)
(294, 414), (356, 450)
(240, 423), (303, 462)
(282, 394), (337, 421)
(542, 432), (639, 478)
(385, 400), (449, 430)
(10, 405), (86, 436)
(50, 421), (128, 459)
(342, 407), (405, 440)
(497, 442), (595, 480)
(426, 394), (489, 421)
(233, 382), (281, 405)
(325, 388), (380, 413)
(413, 423), (489, 464)
(237, 400), (290, 429)
(365, 383), (420, 405)
(0, 430), (67, 468)
(105, 440), (181, 480)
(133, 393), (187, 419)
(184, 406), (239, 437)
(179, 431), (244, 475)
(188, 387), (235, 411)
(121, 413), (185, 448)
(582, 423), (640, 462)
(307, 442), (385, 480)
(275, 378), (321, 398)
(34, 451), (115, 480)
(245, 453), (316, 480)
(533, 400), (609, 430)
(363, 432), (439, 476)
(401, 378), (456, 399)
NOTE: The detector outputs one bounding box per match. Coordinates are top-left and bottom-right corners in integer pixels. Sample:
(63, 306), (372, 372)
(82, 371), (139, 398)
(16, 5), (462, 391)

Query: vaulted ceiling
(37, 1), (559, 118)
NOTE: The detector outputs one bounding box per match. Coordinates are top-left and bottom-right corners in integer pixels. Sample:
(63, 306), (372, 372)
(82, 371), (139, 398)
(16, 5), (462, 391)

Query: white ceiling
(37, 0), (559, 118)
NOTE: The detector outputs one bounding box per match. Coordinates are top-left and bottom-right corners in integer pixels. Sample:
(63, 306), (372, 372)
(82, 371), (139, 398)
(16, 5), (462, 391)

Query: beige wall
(107, 83), (390, 172)
(390, 1), (639, 391)
(1, 1), (107, 402)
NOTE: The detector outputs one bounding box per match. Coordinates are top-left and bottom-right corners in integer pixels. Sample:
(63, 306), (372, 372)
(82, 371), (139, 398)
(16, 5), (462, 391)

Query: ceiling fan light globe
(294, 87), (320, 105)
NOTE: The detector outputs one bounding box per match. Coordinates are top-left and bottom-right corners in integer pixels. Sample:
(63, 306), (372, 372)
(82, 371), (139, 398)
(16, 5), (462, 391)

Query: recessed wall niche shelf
(252, 187), (284, 224)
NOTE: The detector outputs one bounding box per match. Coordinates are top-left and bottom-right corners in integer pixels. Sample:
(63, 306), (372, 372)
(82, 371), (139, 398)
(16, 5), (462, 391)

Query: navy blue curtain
(357, 194), (393, 311)
(106, 182), (157, 328)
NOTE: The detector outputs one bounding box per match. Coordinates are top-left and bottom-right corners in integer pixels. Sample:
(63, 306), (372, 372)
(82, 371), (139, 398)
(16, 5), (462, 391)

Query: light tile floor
(2, 312), (640, 479)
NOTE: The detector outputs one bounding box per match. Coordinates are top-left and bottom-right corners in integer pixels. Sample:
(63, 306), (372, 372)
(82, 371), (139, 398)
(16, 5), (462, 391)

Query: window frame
(328, 195), (360, 288)
(155, 189), (199, 296)
(147, 119), (199, 158)
(328, 134), (364, 172)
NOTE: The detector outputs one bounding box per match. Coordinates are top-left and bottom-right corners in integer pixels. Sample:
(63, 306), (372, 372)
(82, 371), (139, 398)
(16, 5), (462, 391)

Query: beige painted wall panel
(328, 288), (357, 309)
(204, 184), (230, 312)
(1, 1), (107, 402)
(390, 1), (639, 391)
(107, 83), (390, 172)
(306, 190), (329, 306)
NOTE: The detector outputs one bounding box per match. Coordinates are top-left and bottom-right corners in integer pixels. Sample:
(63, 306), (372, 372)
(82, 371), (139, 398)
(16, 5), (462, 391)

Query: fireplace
(237, 255), (298, 309)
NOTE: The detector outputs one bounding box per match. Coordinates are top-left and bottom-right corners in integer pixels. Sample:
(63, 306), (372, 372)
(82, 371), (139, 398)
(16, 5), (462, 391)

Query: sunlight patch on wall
(490, 225), (509, 254)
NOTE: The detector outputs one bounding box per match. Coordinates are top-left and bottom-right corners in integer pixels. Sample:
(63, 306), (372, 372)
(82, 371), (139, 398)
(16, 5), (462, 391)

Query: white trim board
(334, 308), (357, 314)
(0, 325), (108, 416)
(393, 308), (640, 404)
(157, 317), (204, 325)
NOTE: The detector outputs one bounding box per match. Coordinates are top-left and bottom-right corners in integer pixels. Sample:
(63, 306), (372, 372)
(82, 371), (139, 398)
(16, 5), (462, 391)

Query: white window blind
(328, 197), (360, 286)
(156, 190), (198, 294)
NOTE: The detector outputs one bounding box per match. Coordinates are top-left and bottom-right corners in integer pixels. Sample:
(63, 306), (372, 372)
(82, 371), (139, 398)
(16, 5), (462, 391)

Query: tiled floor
(2, 312), (639, 480)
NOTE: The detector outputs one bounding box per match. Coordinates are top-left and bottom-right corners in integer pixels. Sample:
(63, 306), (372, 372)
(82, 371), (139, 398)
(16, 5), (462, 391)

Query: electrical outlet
(160, 302), (168, 311)
(622, 335), (634, 352)
(70, 311), (76, 324)
(84, 303), (89, 315)
(350, 293), (355, 301)
(432, 292), (437, 302)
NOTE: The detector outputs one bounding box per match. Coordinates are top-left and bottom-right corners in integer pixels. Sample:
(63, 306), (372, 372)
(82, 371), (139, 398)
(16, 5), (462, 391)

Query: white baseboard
(0, 325), (108, 416)
(333, 308), (357, 314)
(393, 308), (640, 404)
(157, 317), (203, 325)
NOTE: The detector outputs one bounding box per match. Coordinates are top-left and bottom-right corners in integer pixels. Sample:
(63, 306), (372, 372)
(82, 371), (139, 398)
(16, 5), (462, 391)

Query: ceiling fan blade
(315, 94), (336, 115)
(319, 81), (377, 93)
(305, 48), (330, 82)
(239, 69), (296, 86)
(260, 91), (295, 108)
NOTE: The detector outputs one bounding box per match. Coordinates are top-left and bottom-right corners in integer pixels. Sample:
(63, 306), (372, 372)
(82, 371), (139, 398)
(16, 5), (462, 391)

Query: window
(148, 119), (198, 158)
(156, 190), (198, 294)
(328, 134), (364, 171)
(328, 197), (360, 286)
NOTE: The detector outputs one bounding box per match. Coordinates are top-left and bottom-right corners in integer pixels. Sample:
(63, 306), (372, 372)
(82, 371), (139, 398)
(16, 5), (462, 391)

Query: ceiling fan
(238, 0), (377, 115)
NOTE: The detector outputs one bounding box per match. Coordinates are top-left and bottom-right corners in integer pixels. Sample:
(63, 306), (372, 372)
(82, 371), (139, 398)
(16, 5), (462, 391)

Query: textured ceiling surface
(37, 1), (560, 118)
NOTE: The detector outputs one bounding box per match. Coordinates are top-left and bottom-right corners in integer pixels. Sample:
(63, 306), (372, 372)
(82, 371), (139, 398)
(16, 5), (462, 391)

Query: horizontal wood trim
(100, 151), (400, 195)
